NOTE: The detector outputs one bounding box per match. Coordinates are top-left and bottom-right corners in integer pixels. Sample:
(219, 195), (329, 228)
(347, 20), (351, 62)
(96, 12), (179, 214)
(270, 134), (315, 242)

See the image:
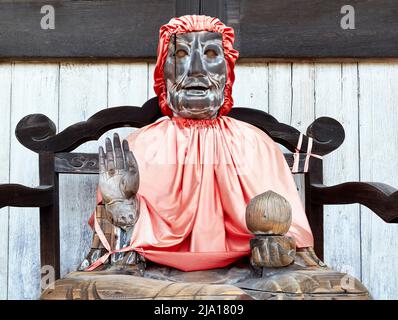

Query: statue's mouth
(183, 84), (209, 96)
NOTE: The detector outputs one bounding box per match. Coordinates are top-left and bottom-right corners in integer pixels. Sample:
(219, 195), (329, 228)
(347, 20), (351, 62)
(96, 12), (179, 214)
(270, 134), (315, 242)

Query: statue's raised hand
(99, 133), (139, 230)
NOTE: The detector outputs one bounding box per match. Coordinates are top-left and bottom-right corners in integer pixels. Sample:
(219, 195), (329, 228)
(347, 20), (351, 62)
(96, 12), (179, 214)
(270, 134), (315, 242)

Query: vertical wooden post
(39, 152), (60, 280)
(305, 157), (324, 260)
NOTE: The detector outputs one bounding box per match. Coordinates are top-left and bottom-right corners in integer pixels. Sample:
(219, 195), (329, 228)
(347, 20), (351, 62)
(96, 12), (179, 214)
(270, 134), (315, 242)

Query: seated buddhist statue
(42, 15), (370, 300)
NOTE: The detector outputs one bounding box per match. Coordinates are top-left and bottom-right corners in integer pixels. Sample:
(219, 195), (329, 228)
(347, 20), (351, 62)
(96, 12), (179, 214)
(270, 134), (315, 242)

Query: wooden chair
(1, 97), (397, 299)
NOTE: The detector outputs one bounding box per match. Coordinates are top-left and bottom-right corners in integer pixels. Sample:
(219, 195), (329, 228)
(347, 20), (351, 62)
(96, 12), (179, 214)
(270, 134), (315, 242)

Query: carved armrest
(0, 183), (53, 209)
(311, 182), (398, 223)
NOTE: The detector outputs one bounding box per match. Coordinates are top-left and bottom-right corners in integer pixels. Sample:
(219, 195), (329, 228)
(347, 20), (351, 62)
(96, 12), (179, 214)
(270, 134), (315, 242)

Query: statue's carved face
(164, 31), (227, 119)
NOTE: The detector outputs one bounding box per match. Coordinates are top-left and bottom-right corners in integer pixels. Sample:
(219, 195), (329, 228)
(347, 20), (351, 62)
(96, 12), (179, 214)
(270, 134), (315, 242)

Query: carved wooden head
(153, 15), (239, 118)
(164, 31), (227, 119)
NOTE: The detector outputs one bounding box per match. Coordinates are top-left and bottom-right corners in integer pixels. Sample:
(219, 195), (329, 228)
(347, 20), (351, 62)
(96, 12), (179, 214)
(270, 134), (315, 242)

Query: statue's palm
(99, 134), (139, 203)
(99, 169), (138, 204)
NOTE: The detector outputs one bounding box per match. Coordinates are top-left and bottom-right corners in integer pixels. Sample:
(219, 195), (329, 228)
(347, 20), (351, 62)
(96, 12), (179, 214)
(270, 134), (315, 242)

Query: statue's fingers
(113, 133), (124, 170)
(125, 150), (138, 173)
(122, 139), (129, 169)
(122, 140), (133, 169)
(122, 139), (130, 152)
(269, 241), (279, 263)
(105, 137), (115, 174)
(98, 146), (106, 174)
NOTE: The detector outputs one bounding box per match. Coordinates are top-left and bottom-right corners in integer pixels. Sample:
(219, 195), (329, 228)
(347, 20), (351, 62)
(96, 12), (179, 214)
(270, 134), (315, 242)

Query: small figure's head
(154, 15), (239, 119)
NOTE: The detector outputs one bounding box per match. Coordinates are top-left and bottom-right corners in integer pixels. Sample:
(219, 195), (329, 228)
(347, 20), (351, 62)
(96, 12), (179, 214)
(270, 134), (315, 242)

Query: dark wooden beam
(200, 0), (226, 22)
(305, 158), (324, 260)
(311, 182), (398, 224)
(15, 98), (163, 153)
(39, 152), (60, 279)
(1, 0), (398, 59)
(176, 0), (200, 17)
(228, 108), (345, 156)
(0, 0), (176, 59)
(236, 0), (398, 59)
(0, 184), (53, 209)
(54, 151), (310, 174)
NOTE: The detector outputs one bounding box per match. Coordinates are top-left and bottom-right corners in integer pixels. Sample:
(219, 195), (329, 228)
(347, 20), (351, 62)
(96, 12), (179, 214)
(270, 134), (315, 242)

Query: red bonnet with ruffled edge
(153, 15), (239, 117)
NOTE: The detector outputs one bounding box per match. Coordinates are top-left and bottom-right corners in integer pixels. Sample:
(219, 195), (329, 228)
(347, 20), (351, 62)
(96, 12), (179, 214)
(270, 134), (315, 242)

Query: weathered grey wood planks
(8, 63), (59, 299)
(0, 63), (11, 300)
(315, 64), (361, 280)
(359, 63), (398, 299)
(0, 61), (397, 299)
(58, 63), (108, 278)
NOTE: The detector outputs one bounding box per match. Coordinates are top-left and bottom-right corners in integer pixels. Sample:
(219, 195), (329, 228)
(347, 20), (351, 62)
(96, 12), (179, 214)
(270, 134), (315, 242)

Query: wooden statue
(7, 14), (398, 299)
(40, 15), (373, 300)
(42, 196), (370, 300)
(76, 15), (314, 273)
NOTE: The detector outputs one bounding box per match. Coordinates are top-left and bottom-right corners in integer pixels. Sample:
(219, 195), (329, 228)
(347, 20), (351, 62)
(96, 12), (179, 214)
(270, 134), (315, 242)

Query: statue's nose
(188, 49), (206, 77)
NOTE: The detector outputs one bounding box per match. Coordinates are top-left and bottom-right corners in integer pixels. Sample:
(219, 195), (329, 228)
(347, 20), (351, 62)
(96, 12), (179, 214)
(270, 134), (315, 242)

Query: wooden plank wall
(0, 61), (397, 299)
(0, 64), (11, 300)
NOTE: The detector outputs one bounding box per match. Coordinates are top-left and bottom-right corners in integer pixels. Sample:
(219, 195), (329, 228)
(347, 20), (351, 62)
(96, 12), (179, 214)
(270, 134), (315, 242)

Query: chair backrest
(15, 96), (345, 278)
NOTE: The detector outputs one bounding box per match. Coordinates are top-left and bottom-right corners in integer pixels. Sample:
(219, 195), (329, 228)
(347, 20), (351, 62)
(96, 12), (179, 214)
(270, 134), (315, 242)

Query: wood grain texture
(54, 152), (98, 174)
(1, 1), (398, 59)
(250, 235), (296, 268)
(8, 63), (59, 299)
(176, 0), (201, 17)
(147, 63), (157, 99)
(41, 273), (251, 300)
(314, 64), (361, 280)
(40, 247), (370, 300)
(237, 0), (398, 58)
(291, 64), (316, 132)
(58, 63), (107, 278)
(359, 62), (398, 299)
(2, 62), (398, 300)
(107, 62), (149, 141)
(0, 63), (11, 299)
(268, 63), (306, 203)
(246, 190), (292, 235)
(53, 152), (311, 175)
(268, 63), (292, 123)
(287, 64), (326, 259)
(233, 63), (268, 112)
(200, 0), (226, 23)
(15, 104), (162, 153)
(39, 152), (60, 280)
(312, 182), (398, 223)
(0, 184), (53, 208)
(0, 0), (176, 59)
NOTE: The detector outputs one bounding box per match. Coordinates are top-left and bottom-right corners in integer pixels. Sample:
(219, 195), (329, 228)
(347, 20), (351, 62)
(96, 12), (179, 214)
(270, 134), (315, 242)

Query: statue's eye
(205, 49), (218, 58)
(175, 49), (188, 58)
